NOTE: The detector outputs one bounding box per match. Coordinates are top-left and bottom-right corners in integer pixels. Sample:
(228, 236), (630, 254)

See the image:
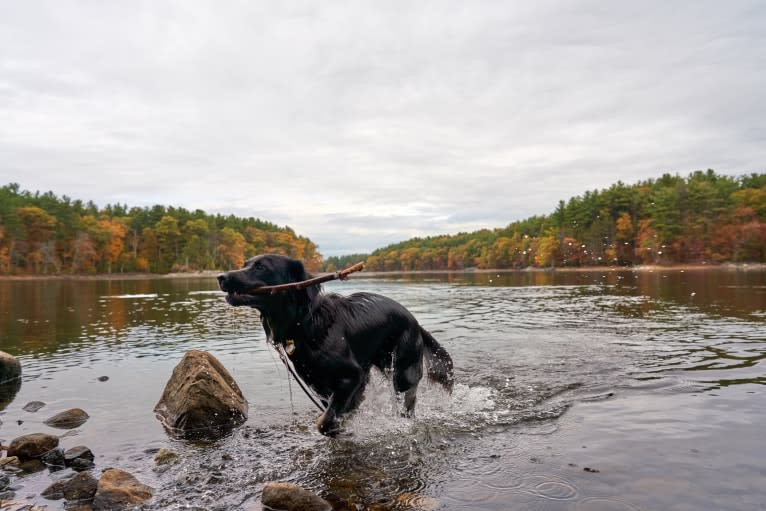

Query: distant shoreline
(359, 262), (766, 276)
(1, 263), (764, 281)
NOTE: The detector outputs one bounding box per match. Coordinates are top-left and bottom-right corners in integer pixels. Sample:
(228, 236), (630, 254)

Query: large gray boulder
(154, 350), (248, 439)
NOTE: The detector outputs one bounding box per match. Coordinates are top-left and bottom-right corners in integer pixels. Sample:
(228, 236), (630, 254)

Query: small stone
(19, 458), (46, 473)
(0, 473), (10, 490)
(261, 482), (332, 511)
(65, 446), (95, 466)
(7, 433), (59, 461)
(22, 401), (46, 413)
(92, 468), (153, 510)
(44, 408), (90, 429)
(70, 458), (95, 472)
(153, 448), (177, 465)
(0, 499), (46, 511)
(63, 471), (99, 501)
(97, 376), (109, 382)
(0, 456), (20, 468)
(583, 467), (600, 473)
(42, 480), (66, 500)
(41, 447), (67, 469)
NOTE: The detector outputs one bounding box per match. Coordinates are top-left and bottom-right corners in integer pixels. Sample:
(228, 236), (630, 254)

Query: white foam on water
(105, 293), (159, 299)
(342, 373), (499, 441)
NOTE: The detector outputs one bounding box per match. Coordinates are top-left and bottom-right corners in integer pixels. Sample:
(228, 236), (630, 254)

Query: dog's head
(217, 254), (313, 309)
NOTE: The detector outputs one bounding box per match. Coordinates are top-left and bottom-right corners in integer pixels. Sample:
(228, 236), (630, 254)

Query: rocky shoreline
(0, 349), (337, 511)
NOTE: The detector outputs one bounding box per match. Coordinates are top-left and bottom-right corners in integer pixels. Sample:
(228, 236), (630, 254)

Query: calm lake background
(1, 268), (765, 510)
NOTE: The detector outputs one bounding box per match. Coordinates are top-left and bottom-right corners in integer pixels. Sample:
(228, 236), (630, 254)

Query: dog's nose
(217, 274), (228, 289)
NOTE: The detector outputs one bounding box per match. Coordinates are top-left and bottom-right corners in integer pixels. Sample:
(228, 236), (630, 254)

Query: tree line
(324, 170), (766, 271)
(0, 183), (321, 274)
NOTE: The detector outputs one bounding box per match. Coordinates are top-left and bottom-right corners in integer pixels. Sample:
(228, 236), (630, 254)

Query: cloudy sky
(1, 1), (764, 256)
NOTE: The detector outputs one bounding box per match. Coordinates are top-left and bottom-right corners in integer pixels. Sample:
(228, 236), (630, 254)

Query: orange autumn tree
(216, 227), (246, 269)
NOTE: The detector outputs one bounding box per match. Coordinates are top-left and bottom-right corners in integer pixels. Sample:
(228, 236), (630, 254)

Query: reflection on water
(0, 269), (764, 510)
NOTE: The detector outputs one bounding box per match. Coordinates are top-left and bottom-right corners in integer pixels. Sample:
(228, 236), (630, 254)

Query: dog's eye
(253, 261), (264, 270)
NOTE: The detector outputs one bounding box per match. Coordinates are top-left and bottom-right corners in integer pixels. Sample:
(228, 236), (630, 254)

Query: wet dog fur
(217, 254), (454, 436)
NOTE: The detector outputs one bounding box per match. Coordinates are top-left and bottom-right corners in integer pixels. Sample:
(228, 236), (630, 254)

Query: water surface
(0, 268), (764, 510)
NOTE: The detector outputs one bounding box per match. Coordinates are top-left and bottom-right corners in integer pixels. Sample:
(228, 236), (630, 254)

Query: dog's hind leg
(400, 384), (419, 417)
(392, 327), (424, 417)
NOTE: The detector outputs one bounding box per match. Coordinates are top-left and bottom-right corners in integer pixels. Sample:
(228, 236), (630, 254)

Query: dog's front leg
(316, 369), (364, 437)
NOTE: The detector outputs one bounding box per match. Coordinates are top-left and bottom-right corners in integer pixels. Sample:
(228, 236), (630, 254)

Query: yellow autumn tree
(217, 227), (246, 269)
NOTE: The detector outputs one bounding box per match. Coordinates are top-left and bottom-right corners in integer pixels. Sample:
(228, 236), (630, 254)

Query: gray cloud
(1, 1), (764, 255)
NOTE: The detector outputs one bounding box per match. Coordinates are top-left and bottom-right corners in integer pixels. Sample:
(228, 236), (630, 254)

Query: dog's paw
(316, 415), (342, 437)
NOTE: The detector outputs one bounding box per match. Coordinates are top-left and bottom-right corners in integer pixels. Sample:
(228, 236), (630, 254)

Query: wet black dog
(217, 254), (454, 436)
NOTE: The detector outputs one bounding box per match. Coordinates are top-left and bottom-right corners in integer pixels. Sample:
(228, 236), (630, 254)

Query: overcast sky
(1, 1), (764, 256)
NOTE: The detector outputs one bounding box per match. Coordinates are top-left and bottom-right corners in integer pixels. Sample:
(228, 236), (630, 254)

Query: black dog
(217, 254), (454, 436)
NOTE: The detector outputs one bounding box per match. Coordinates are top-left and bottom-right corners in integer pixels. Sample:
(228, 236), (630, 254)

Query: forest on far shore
(2, 169), (765, 276)
(323, 170), (766, 272)
(0, 183), (321, 274)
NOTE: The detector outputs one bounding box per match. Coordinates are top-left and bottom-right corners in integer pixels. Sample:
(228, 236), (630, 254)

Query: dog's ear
(288, 258), (308, 282)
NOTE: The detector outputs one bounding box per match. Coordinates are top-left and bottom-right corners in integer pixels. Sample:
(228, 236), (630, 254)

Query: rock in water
(63, 471), (99, 502)
(93, 468), (152, 510)
(7, 433), (59, 461)
(41, 447), (67, 470)
(154, 350), (248, 439)
(153, 448), (178, 465)
(0, 350), (21, 384)
(44, 408), (90, 429)
(261, 482), (332, 511)
(64, 445), (95, 471)
(0, 378), (21, 412)
(22, 400), (46, 412)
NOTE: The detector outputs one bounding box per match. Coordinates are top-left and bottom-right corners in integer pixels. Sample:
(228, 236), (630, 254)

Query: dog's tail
(421, 327), (454, 392)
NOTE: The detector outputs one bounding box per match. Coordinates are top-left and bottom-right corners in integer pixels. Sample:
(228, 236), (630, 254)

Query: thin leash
(274, 342), (327, 412)
(253, 261), (365, 413)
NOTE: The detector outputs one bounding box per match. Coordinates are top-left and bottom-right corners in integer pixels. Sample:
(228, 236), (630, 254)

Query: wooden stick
(247, 261), (365, 295)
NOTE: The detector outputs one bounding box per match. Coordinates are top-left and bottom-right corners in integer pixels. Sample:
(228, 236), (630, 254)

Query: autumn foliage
(0, 183), (321, 274)
(324, 170), (766, 271)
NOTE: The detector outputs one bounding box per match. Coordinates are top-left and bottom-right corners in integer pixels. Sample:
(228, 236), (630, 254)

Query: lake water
(1, 268), (765, 510)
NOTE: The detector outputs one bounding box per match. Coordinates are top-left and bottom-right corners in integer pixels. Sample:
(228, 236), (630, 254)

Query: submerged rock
(154, 350), (248, 439)
(44, 408), (90, 429)
(22, 401), (45, 413)
(41, 447), (67, 470)
(7, 433), (59, 461)
(93, 468), (152, 510)
(0, 351), (21, 384)
(0, 456), (20, 469)
(261, 482), (332, 511)
(153, 448), (178, 465)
